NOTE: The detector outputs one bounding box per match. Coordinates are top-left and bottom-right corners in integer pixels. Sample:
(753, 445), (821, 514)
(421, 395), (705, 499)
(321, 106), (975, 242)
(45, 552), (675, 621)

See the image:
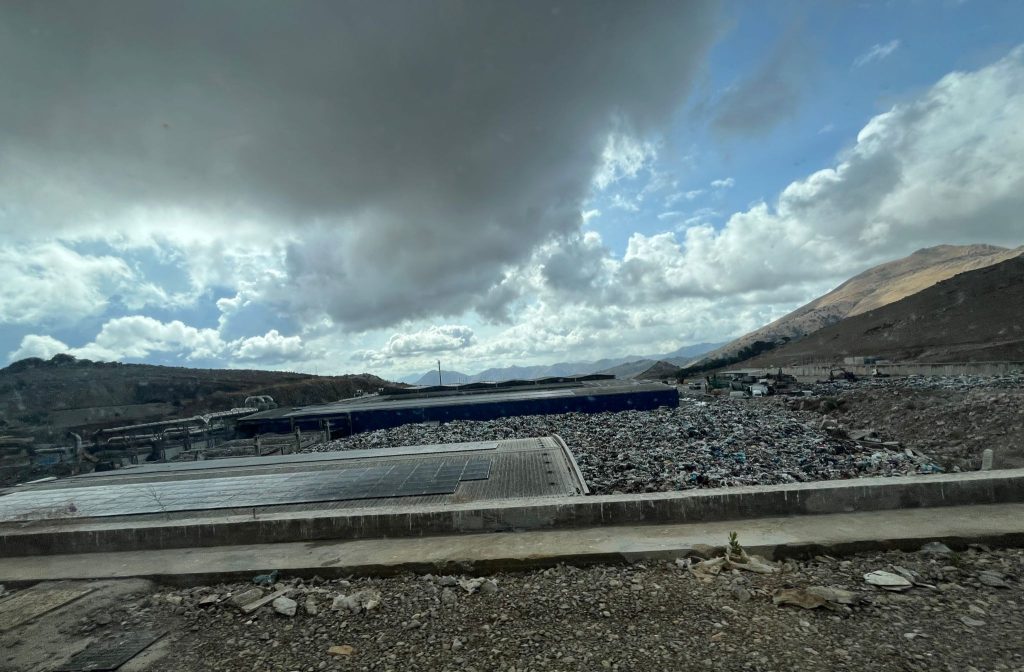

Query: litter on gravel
(307, 397), (929, 494)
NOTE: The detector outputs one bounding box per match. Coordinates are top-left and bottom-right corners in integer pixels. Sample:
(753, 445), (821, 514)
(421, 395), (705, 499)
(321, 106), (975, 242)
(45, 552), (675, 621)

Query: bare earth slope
(698, 244), (1023, 363)
(744, 256), (1024, 365)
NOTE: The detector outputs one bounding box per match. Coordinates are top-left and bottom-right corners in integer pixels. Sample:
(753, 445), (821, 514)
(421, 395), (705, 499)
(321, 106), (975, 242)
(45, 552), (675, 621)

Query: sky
(2, 0), (1023, 380)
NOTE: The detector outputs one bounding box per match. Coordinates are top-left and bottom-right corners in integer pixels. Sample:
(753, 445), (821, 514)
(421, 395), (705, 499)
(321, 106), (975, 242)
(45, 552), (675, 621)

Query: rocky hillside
(695, 244), (1023, 365)
(0, 356), (390, 439)
(633, 361), (683, 380)
(742, 256), (1024, 366)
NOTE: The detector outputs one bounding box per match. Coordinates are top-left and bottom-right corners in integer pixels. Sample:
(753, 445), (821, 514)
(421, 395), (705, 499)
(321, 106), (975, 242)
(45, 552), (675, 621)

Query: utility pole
(437, 360), (442, 386)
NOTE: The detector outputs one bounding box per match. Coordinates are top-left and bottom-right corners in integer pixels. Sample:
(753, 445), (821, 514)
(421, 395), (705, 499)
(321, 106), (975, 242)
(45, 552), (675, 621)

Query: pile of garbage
(812, 373), (1024, 395)
(786, 375), (1024, 472)
(309, 397), (928, 494)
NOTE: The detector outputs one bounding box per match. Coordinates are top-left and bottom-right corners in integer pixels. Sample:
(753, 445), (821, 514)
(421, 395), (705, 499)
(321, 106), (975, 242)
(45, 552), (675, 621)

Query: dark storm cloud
(541, 233), (610, 296)
(708, 28), (814, 137)
(0, 0), (719, 330)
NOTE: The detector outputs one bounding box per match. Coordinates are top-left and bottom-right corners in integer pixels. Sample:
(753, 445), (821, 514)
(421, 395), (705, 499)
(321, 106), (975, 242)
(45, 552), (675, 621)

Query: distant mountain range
(692, 244), (1024, 367)
(400, 341), (726, 385)
(402, 244), (1024, 385)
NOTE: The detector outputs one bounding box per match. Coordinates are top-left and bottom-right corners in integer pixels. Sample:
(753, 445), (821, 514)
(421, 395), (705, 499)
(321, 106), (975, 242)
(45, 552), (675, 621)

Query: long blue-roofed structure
(236, 375), (678, 438)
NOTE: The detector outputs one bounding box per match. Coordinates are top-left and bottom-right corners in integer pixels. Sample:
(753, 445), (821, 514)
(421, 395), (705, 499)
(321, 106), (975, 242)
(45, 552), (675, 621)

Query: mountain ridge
(739, 255), (1024, 366)
(0, 356), (389, 439)
(693, 244), (1024, 366)
(405, 341), (726, 385)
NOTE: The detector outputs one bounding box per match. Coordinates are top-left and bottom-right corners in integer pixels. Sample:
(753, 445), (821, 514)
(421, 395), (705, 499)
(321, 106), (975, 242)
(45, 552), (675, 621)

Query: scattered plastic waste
(309, 399), (925, 495)
(252, 570), (279, 587)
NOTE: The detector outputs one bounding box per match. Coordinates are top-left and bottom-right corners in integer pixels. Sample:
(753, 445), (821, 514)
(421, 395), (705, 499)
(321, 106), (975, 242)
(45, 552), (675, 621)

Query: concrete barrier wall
(3, 468), (1023, 557)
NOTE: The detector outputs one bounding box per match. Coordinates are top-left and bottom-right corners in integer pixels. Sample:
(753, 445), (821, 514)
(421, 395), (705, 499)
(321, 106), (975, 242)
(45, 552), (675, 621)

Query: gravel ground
(783, 375), (1024, 471)
(114, 544), (1024, 672)
(306, 398), (929, 494)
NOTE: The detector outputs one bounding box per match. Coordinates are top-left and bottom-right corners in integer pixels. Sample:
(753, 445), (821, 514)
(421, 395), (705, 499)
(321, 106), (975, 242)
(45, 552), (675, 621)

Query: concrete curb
(3, 468), (1023, 557)
(144, 533), (1024, 587)
(2, 503), (1023, 587)
(137, 532), (1024, 587)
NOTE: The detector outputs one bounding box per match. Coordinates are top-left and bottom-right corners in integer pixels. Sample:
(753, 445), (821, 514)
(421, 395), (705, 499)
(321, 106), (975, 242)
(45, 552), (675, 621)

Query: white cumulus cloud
(0, 243), (133, 326)
(232, 329), (305, 361)
(352, 325), (477, 365)
(8, 317), (313, 365)
(72, 316), (226, 361)
(8, 335), (72, 362)
(505, 46), (1024, 336)
(292, 46), (1024, 375)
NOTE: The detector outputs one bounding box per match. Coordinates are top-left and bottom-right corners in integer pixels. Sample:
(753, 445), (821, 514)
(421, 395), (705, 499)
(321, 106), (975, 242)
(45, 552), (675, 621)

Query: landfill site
(8, 0), (1024, 667)
(0, 369), (1023, 672)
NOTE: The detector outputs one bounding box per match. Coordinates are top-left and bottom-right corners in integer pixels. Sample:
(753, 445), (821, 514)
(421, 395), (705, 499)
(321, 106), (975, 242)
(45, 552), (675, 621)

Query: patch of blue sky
(588, 0), (1024, 260)
(0, 326), (36, 362)
(216, 295), (302, 343)
(63, 240), (223, 328)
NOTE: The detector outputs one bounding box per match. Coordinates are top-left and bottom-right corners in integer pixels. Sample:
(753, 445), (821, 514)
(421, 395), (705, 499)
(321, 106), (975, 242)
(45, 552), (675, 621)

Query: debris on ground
(272, 595), (297, 617)
(331, 589), (381, 613)
(197, 594), (220, 607)
(864, 570), (914, 592)
(303, 596), (319, 616)
(919, 541), (954, 556)
(457, 577), (498, 594)
(771, 586), (860, 611)
(238, 588), (290, 615)
(251, 569), (278, 587)
(308, 397), (929, 494)
(301, 374), (1024, 492)
(118, 545), (1024, 671)
(688, 533), (780, 582)
(785, 375), (1024, 472)
(227, 588), (262, 608)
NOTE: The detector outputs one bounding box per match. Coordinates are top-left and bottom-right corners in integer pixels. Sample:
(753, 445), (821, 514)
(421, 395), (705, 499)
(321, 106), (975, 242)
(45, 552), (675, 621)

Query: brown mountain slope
(634, 360), (681, 381)
(0, 356), (390, 439)
(741, 256), (1024, 366)
(696, 244), (1024, 364)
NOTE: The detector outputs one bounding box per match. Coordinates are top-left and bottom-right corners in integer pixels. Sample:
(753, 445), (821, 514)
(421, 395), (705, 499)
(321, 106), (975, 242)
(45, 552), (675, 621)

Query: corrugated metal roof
(0, 437), (585, 523)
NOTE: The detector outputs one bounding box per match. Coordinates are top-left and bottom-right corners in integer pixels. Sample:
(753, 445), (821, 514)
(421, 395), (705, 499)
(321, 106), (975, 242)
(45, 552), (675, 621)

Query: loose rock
(920, 541), (954, 556)
(142, 546), (1024, 672)
(864, 571), (913, 591)
(977, 570), (1011, 588)
(272, 596), (297, 617)
(331, 589), (382, 613)
(228, 588), (264, 608)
